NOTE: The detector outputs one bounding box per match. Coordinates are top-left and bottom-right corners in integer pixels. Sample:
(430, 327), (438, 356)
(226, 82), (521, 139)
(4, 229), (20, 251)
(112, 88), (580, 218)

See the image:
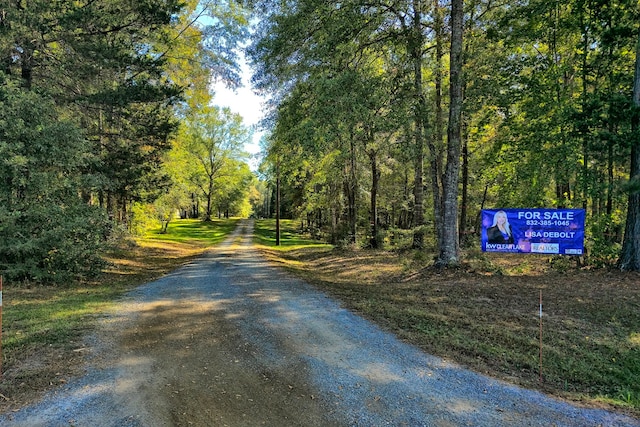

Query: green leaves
(0, 0), (255, 282)
(248, 0), (640, 266)
(0, 85), (108, 283)
(165, 106), (252, 220)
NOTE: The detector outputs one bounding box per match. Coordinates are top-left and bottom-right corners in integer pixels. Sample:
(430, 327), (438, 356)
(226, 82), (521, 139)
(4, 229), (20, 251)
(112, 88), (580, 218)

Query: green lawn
(144, 218), (240, 246)
(253, 219), (332, 250)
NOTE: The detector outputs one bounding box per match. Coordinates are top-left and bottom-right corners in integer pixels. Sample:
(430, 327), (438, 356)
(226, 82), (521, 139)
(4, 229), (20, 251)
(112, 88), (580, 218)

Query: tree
(0, 80), (109, 283)
(0, 0), (254, 282)
(250, 0), (434, 248)
(0, 0), (193, 281)
(619, 29), (640, 271)
(248, 0), (639, 268)
(480, 0), (637, 265)
(163, 0), (250, 111)
(153, 182), (192, 233)
(213, 160), (254, 218)
(436, 0), (464, 265)
(180, 106), (250, 221)
(0, 0), (250, 221)
(0, 0), (186, 223)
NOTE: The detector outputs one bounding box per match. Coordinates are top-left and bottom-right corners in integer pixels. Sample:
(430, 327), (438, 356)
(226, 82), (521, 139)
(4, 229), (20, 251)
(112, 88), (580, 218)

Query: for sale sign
(481, 208), (585, 255)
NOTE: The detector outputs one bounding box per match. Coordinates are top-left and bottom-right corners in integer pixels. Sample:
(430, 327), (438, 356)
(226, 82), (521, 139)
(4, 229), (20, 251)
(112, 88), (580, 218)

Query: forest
(0, 0), (639, 283)
(249, 0), (640, 270)
(0, 0), (257, 282)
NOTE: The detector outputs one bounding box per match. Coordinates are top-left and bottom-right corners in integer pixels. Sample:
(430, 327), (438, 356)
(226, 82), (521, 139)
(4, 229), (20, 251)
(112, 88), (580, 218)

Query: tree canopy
(1, 0), (639, 281)
(249, 0), (640, 270)
(0, 0), (254, 282)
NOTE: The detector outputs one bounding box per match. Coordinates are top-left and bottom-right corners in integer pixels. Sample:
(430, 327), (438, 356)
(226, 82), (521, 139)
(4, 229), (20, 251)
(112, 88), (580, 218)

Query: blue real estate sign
(481, 208), (585, 255)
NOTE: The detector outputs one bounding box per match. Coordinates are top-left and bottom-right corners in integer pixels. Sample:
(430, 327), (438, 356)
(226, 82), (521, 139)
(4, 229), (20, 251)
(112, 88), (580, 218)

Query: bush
(586, 214), (623, 268)
(129, 202), (159, 236)
(0, 81), (110, 284)
(0, 203), (110, 283)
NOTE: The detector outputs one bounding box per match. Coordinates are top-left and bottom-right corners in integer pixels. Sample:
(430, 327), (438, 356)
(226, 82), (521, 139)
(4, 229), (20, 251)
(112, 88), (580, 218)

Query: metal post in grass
(539, 289), (543, 383)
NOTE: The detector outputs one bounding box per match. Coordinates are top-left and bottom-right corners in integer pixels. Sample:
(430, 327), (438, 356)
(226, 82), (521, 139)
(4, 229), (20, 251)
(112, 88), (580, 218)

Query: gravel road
(1, 220), (638, 426)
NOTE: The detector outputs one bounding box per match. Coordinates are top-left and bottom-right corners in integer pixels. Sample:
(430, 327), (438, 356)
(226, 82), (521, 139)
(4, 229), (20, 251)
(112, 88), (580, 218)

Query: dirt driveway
(1, 220), (638, 426)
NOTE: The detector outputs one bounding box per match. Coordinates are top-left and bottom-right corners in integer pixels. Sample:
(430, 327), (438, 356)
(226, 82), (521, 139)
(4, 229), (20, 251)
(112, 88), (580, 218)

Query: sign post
(539, 289), (543, 383)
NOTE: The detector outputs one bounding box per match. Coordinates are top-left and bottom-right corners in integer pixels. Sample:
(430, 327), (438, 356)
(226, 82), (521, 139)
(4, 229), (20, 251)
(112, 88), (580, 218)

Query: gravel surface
(1, 220), (638, 426)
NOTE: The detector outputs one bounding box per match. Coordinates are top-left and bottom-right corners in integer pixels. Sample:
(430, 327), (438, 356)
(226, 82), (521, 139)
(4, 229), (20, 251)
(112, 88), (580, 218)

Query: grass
(253, 219), (333, 250)
(0, 218), (238, 411)
(253, 220), (640, 417)
(144, 218), (239, 246)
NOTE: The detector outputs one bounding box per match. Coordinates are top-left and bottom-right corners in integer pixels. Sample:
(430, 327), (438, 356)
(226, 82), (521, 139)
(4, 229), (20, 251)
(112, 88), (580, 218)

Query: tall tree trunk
(191, 193), (198, 218)
(411, 0), (426, 249)
(619, 30), (640, 271)
(398, 168), (411, 230)
(581, 8), (590, 211)
(205, 178), (213, 221)
(20, 47), (33, 90)
(460, 130), (468, 244)
(347, 135), (358, 244)
(438, 0), (464, 265)
(458, 8), (474, 247)
(264, 188), (271, 219)
(607, 134), (614, 216)
(428, 0), (445, 254)
(331, 204), (338, 245)
(121, 196), (129, 226)
(606, 40), (616, 216)
(369, 149), (380, 249)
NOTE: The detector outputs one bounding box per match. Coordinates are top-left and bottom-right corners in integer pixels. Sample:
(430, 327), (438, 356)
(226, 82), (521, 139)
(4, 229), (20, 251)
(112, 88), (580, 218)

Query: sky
(211, 57), (266, 167)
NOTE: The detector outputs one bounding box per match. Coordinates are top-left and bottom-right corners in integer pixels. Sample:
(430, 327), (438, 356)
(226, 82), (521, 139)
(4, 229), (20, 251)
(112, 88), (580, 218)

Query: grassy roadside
(1, 217), (638, 418)
(0, 218), (239, 413)
(254, 219), (640, 418)
(253, 219), (333, 251)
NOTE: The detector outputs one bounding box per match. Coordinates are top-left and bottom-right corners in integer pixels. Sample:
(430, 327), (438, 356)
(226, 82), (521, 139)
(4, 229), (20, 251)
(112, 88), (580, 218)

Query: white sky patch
(211, 57), (265, 165)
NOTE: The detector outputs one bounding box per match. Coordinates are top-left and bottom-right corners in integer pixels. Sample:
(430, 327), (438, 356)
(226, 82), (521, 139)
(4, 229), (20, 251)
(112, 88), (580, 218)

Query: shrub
(0, 203), (110, 283)
(586, 214), (623, 268)
(0, 82), (110, 283)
